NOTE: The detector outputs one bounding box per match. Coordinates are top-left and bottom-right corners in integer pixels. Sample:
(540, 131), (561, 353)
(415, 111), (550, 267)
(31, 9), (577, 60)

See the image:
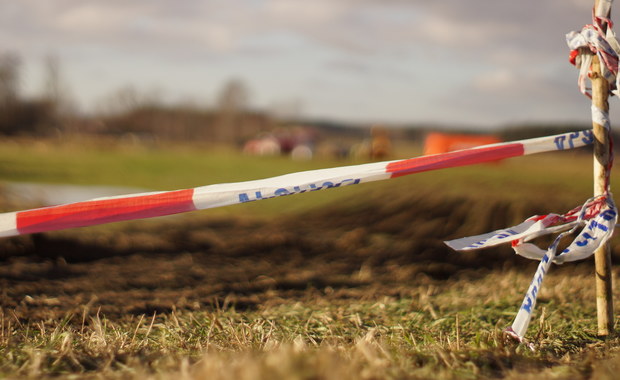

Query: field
(1, 137), (620, 379)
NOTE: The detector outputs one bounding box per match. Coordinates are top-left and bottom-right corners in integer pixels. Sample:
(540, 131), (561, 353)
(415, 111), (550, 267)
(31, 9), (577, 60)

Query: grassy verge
(0, 137), (606, 218)
(1, 137), (620, 379)
(1, 267), (619, 379)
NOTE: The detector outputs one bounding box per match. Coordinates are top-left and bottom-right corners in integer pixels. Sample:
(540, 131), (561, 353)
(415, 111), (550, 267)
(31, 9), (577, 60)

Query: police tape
(446, 195), (617, 344)
(446, 24), (619, 340)
(567, 0), (620, 98)
(445, 195), (617, 263)
(0, 129), (594, 238)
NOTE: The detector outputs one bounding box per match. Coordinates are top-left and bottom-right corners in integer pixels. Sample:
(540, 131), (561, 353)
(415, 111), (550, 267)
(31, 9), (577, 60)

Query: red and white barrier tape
(0, 129), (593, 238)
(448, 3), (620, 346)
(567, 0), (620, 98)
(446, 195), (617, 345)
(447, 112), (615, 346)
(450, 3), (620, 344)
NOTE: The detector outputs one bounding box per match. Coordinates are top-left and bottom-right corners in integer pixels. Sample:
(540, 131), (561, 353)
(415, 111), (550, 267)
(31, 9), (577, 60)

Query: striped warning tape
(0, 129), (594, 238)
(447, 194), (617, 345)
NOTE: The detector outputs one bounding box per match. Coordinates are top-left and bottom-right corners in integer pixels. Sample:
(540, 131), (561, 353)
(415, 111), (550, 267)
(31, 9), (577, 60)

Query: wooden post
(592, 0), (614, 336)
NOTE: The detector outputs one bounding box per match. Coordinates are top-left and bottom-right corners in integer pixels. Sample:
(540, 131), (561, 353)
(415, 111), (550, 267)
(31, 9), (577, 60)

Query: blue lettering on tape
(531, 284), (538, 299)
(582, 130), (594, 144)
(466, 240), (487, 249)
(521, 296), (533, 313)
(575, 232), (597, 247)
(465, 228), (520, 249)
(589, 220), (608, 232)
(600, 209), (617, 221)
(238, 178), (362, 203)
(568, 132), (580, 149)
(520, 255), (550, 312)
(555, 131), (593, 150)
(496, 229), (520, 240)
(274, 188), (290, 196)
(554, 136), (566, 150)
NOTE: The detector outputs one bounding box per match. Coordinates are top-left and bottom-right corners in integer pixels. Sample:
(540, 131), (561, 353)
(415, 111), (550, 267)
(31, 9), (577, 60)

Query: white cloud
(0, 0), (612, 125)
(54, 4), (128, 32)
(265, 0), (347, 23)
(474, 69), (519, 92)
(2, 0), (593, 57)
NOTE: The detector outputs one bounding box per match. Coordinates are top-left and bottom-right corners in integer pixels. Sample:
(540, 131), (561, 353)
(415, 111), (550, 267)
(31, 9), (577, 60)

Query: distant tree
(0, 52), (21, 134)
(41, 54), (77, 133)
(0, 52), (19, 105)
(97, 85), (141, 117)
(43, 55), (62, 108)
(215, 78), (250, 144)
(217, 79), (249, 114)
(97, 85), (163, 117)
(269, 99), (302, 122)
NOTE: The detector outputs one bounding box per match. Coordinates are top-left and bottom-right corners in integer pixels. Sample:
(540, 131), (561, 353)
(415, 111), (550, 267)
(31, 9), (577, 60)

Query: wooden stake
(592, 0), (614, 336)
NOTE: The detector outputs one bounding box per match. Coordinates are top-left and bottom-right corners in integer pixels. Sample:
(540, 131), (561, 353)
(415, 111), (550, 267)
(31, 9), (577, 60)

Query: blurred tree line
(0, 52), (60, 136)
(2, 50), (603, 146)
(0, 51), (273, 144)
(96, 80), (271, 144)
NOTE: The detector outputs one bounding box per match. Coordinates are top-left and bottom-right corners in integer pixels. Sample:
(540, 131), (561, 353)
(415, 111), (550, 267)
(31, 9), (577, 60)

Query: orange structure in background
(423, 132), (501, 156)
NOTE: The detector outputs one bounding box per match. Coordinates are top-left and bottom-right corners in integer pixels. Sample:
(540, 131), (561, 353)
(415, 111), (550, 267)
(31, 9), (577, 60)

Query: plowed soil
(1, 191), (617, 323)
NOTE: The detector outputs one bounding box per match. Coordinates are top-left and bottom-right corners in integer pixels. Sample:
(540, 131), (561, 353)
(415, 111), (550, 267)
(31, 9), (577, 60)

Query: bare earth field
(1, 186), (593, 321)
(2, 187), (620, 379)
(1, 143), (620, 378)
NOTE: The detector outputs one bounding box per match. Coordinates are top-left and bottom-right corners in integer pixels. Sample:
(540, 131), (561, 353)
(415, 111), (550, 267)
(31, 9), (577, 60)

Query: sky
(1, 0), (618, 129)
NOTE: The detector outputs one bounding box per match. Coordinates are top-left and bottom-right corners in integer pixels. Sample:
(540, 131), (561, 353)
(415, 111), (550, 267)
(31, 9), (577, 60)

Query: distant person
(370, 125), (391, 160)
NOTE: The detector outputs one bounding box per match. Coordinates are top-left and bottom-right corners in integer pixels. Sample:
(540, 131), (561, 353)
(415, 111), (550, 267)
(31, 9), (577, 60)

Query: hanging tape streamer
(447, 126), (615, 345)
(509, 196), (617, 343)
(447, 195), (617, 344)
(449, 4), (620, 345)
(448, 91), (615, 347)
(0, 129), (594, 238)
(566, 0), (620, 98)
(446, 195), (617, 263)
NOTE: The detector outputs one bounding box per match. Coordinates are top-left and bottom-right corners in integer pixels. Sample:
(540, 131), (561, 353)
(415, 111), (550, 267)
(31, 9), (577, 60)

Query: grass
(0, 136), (387, 217)
(0, 137), (607, 219)
(0, 137), (341, 188)
(1, 136), (620, 378)
(1, 267), (620, 379)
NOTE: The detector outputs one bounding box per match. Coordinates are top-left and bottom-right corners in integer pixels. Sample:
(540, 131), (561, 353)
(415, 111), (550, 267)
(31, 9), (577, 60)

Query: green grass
(0, 137), (607, 219)
(0, 138), (340, 188)
(1, 268), (619, 379)
(1, 137), (620, 379)
(0, 137), (366, 217)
